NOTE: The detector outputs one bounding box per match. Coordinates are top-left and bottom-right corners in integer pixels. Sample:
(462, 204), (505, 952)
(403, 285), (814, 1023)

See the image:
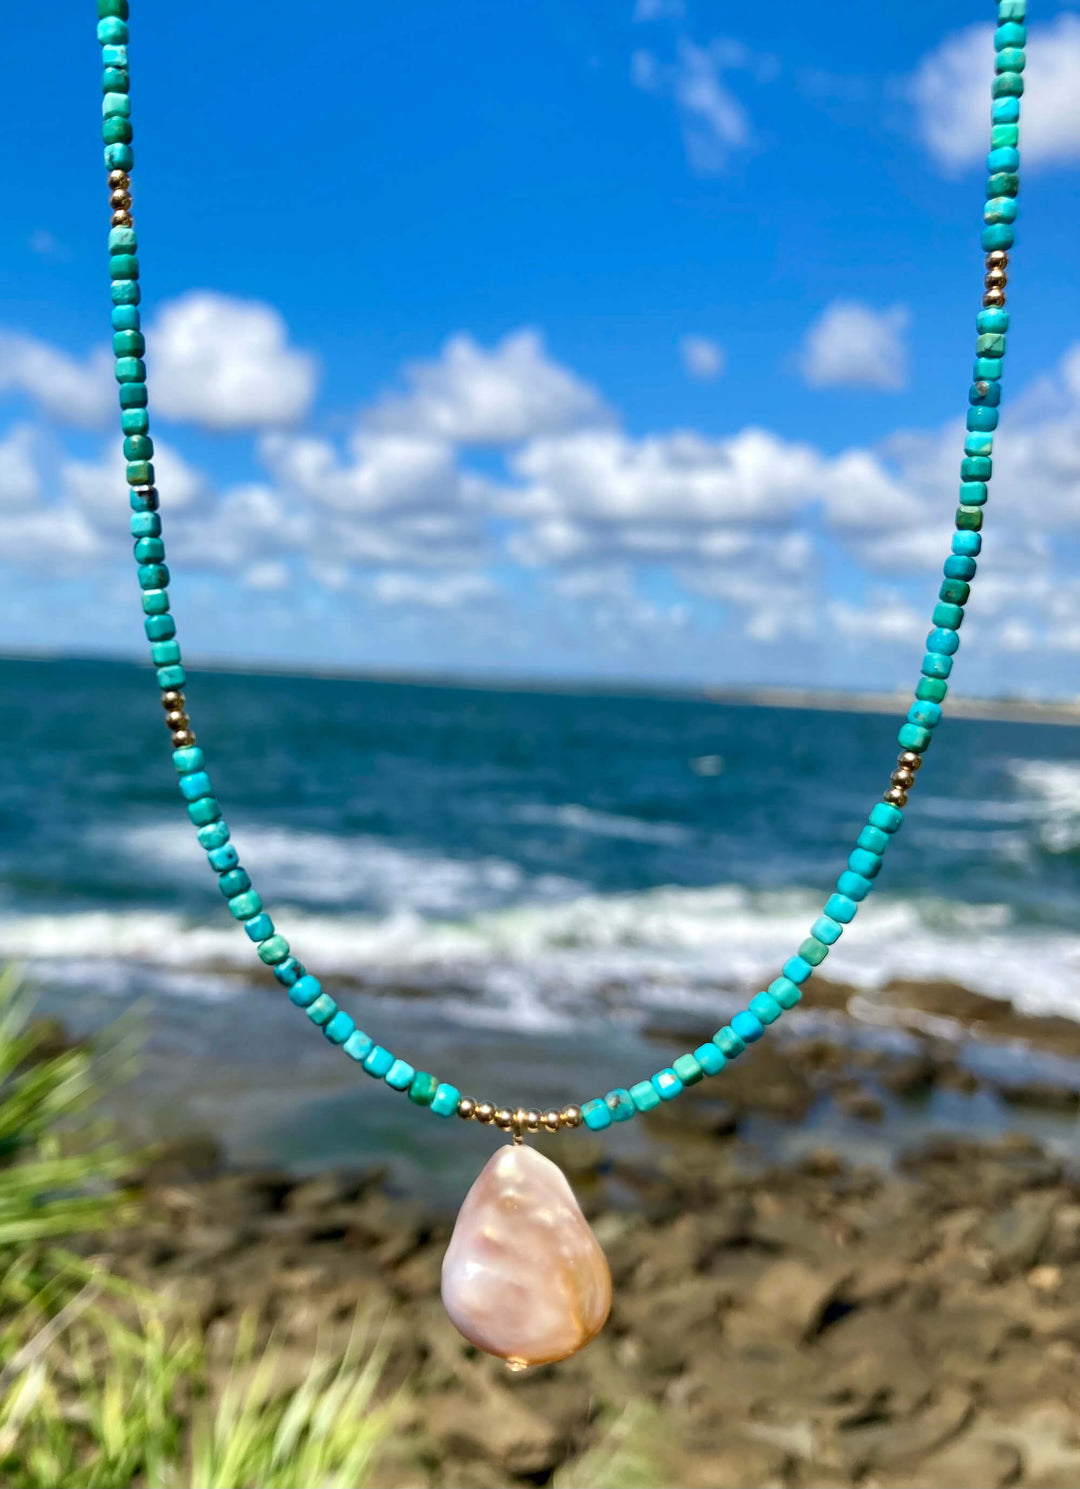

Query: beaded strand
(95, 0), (1026, 1137)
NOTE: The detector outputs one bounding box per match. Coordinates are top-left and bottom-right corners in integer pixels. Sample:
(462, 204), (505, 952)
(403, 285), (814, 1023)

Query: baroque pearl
(441, 1144), (612, 1368)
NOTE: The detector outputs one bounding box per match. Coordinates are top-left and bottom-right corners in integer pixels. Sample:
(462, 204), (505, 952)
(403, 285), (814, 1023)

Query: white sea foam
(513, 803), (692, 846)
(1009, 760), (1080, 852)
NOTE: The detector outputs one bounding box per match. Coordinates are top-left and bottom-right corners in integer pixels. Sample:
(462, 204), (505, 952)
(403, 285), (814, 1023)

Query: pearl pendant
(441, 1143), (612, 1368)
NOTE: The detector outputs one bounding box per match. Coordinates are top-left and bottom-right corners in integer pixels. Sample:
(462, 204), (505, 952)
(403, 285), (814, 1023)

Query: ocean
(3, 656), (1080, 1192)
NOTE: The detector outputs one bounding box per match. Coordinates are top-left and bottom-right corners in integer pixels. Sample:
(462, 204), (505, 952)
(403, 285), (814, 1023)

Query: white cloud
(910, 16), (1080, 172)
(368, 330), (607, 445)
(0, 333), (112, 428)
(0, 505), (104, 569)
(371, 570), (495, 607)
(680, 335), (725, 380)
(633, 38), (761, 174)
(634, 0), (684, 19)
(798, 301), (909, 391)
(148, 292), (317, 431)
(61, 437), (209, 524)
(0, 425), (41, 508)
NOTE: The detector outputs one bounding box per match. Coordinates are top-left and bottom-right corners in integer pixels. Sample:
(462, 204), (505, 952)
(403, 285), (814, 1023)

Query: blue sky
(2, 0), (1080, 693)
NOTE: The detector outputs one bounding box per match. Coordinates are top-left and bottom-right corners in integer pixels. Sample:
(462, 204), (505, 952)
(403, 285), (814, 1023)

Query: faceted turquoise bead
(898, 723), (932, 753)
(768, 977), (802, 1009)
(991, 73), (1024, 98)
(108, 226), (136, 252)
(869, 802), (904, 832)
(672, 1053), (703, 1086)
(922, 651), (953, 678)
(582, 1097), (613, 1130)
(172, 745), (203, 772)
(984, 197), (1018, 225)
(856, 825), (889, 855)
(244, 913), (273, 941)
(933, 603), (964, 631)
(940, 578), (970, 605)
(362, 1045), (394, 1077)
(992, 96), (1021, 123)
(226, 889), (262, 919)
(111, 280), (140, 305)
(257, 935), (291, 965)
(987, 171), (1019, 198)
(966, 408), (999, 432)
(916, 677), (948, 703)
(995, 21), (1026, 46)
(981, 225), (1015, 253)
(605, 1087), (637, 1120)
(952, 531), (982, 556)
(197, 821), (230, 850)
(798, 934), (831, 963)
(408, 1072), (438, 1106)
(960, 457), (991, 481)
(103, 92), (131, 118)
(343, 1030), (375, 1063)
(218, 866), (251, 895)
(431, 1083), (461, 1117)
(730, 1011), (764, 1044)
(142, 590), (168, 615)
(835, 871), (872, 901)
(115, 355), (146, 382)
(156, 665), (186, 689)
(273, 958), (304, 987)
(289, 975), (322, 1008)
(144, 614), (175, 641)
(629, 1079), (660, 1112)
(122, 409), (150, 435)
(385, 1058), (415, 1091)
(104, 143), (134, 171)
(749, 992), (783, 1025)
(694, 1042), (726, 1076)
(97, 16), (129, 43)
(846, 850), (881, 881)
(824, 892), (858, 922)
(110, 255), (140, 282)
(325, 1011), (357, 1046)
(131, 511), (161, 537)
(928, 626), (960, 654)
(908, 700), (942, 729)
(652, 1068), (683, 1101)
(209, 844), (240, 873)
(179, 772), (213, 803)
(811, 913), (845, 944)
(714, 1027), (746, 1058)
(784, 954), (814, 982)
(306, 995), (338, 1029)
(996, 47), (1025, 72)
(976, 333), (1006, 358)
(134, 537), (164, 562)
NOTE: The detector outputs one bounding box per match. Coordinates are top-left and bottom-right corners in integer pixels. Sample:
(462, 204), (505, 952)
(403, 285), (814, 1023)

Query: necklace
(93, 0), (1028, 1370)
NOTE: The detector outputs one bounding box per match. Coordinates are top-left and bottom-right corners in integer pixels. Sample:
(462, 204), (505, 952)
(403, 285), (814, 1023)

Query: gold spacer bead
(109, 189), (131, 210)
(985, 249), (1009, 269)
(985, 267), (1007, 289)
(494, 1108), (514, 1130)
(165, 709), (189, 730)
(171, 730), (196, 748)
(111, 210), (133, 228)
(525, 1109), (541, 1133)
(983, 288), (1006, 308)
(883, 785), (908, 808)
(561, 1104), (583, 1130)
(107, 168), (129, 190)
(541, 1109), (561, 1132)
(897, 750), (922, 772)
(457, 1096), (477, 1120)
(475, 1101), (495, 1124)
(890, 768), (916, 789)
(161, 689), (185, 710)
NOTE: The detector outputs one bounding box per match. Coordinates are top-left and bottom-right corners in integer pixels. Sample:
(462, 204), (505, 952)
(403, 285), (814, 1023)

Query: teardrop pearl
(441, 1143), (612, 1368)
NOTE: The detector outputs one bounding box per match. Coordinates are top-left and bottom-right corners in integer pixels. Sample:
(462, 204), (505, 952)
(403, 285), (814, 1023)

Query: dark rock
(998, 1080), (1080, 1114)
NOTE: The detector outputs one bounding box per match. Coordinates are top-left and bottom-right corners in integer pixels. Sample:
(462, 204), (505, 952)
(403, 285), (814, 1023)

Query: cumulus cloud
(0, 333), (112, 428)
(0, 425), (41, 508)
(634, 0), (684, 19)
(680, 335), (725, 380)
(147, 292), (317, 430)
(372, 570), (496, 607)
(633, 38), (764, 174)
(798, 301), (909, 391)
(910, 16), (1080, 172)
(368, 330), (607, 445)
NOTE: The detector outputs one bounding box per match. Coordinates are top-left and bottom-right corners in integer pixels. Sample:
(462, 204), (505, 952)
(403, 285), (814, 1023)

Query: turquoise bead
(652, 1068), (683, 1101)
(977, 307), (1009, 333)
(976, 333), (1006, 358)
(991, 125), (1019, 149)
(908, 700), (942, 728)
(694, 1042), (726, 1076)
(196, 821), (230, 850)
(714, 1026), (746, 1058)
(824, 892), (858, 922)
(992, 95), (1020, 123)
(101, 44), (128, 66)
(630, 1079), (660, 1112)
(961, 457), (991, 481)
(984, 197), (1018, 225)
(102, 67), (128, 92)
(226, 888), (261, 919)
(811, 913), (844, 944)
(141, 590), (168, 614)
(995, 21), (1026, 45)
(97, 16), (129, 43)
(209, 844), (240, 873)
(869, 802), (904, 832)
(672, 1054), (704, 1086)
(108, 226), (136, 253)
(846, 848), (881, 879)
(933, 603), (964, 631)
(131, 512), (161, 538)
(115, 355), (145, 382)
(730, 1010), (764, 1044)
(306, 995), (338, 1029)
(125, 435), (154, 461)
(964, 432), (994, 456)
(272, 959), (304, 987)
(981, 225), (1014, 252)
(916, 677), (948, 703)
(856, 825), (889, 855)
(257, 935), (290, 965)
(111, 305), (140, 331)
(898, 723), (932, 753)
(151, 641), (180, 666)
(991, 73), (1024, 98)
(324, 1011), (356, 1046)
(966, 408), (998, 432)
(431, 1083), (461, 1117)
(998, 1), (1026, 19)
(111, 280), (140, 305)
(940, 578), (970, 605)
(385, 1058), (415, 1091)
(156, 664), (186, 689)
(289, 975), (322, 1008)
(362, 1045), (394, 1077)
(798, 935), (830, 963)
(103, 92), (131, 117)
(218, 868), (251, 897)
(835, 870), (872, 901)
(986, 171), (1019, 198)
(928, 626), (960, 654)
(408, 1072), (438, 1106)
(605, 1087), (637, 1120)
(172, 744), (203, 772)
(243, 913), (273, 941)
(134, 536), (164, 562)
(922, 651), (953, 678)
(783, 954), (814, 982)
(144, 614), (174, 641)
(343, 1030), (375, 1063)
(582, 1097), (613, 1130)
(969, 380), (1001, 408)
(973, 359), (1002, 382)
(110, 255), (140, 282)
(131, 488), (157, 511)
(103, 116), (133, 146)
(98, 0), (129, 20)
(768, 977), (802, 1009)
(957, 505), (984, 530)
(127, 461), (155, 486)
(749, 992), (782, 1025)
(987, 146), (1020, 173)
(995, 47), (1025, 72)
(119, 382), (148, 406)
(122, 409), (150, 435)
(178, 771), (212, 802)
(952, 531), (982, 556)
(104, 143), (134, 171)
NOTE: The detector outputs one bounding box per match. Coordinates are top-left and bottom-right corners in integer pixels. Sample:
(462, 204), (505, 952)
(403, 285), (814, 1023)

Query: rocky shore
(95, 988), (1080, 1489)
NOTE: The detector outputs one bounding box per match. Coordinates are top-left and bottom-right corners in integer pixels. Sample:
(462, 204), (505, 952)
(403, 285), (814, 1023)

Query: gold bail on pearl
(440, 1144), (612, 1369)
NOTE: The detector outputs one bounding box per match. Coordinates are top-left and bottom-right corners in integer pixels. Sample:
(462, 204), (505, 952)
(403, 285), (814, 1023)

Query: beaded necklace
(93, 0), (1028, 1368)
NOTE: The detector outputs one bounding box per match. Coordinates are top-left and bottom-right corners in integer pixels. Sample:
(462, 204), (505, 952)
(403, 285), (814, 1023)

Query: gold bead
(494, 1108), (514, 1130)
(898, 750), (922, 771)
(171, 730), (196, 748)
(109, 189), (131, 210)
(542, 1109), (561, 1132)
(883, 786), (908, 807)
(475, 1101), (495, 1124)
(985, 267), (1007, 289)
(457, 1096), (476, 1120)
(890, 767), (916, 789)
(107, 168), (129, 190)
(165, 709), (189, 730)
(985, 249), (1009, 269)
(111, 210), (133, 228)
(161, 690), (185, 710)
(561, 1104), (583, 1129)
(983, 288), (1006, 308)
(525, 1109), (541, 1133)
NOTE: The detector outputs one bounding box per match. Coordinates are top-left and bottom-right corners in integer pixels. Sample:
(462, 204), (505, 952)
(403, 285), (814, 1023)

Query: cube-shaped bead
(836, 871), (873, 901)
(672, 1053), (704, 1086)
(908, 701), (942, 729)
(605, 1087), (637, 1120)
(208, 844), (239, 873)
(324, 1011), (356, 1045)
(172, 745), (203, 772)
(714, 1027), (746, 1058)
(151, 641), (181, 666)
(847, 849), (881, 880)
(343, 1030), (376, 1063)
(156, 665), (186, 690)
(629, 1079), (660, 1112)
(408, 1072), (438, 1105)
(730, 1010), (764, 1044)
(289, 975), (322, 1008)
(306, 995), (338, 1028)
(651, 1068), (683, 1101)
(145, 614), (175, 641)
(272, 958), (304, 987)
(242, 912), (273, 942)
(856, 825), (888, 855)
(179, 770), (212, 802)
(956, 506), (984, 530)
(226, 889), (262, 919)
(869, 802), (904, 832)
(362, 1045), (394, 1078)
(694, 1042), (726, 1075)
(940, 578), (970, 605)
(257, 935), (290, 965)
(768, 977), (802, 1009)
(582, 1097), (613, 1130)
(385, 1058), (415, 1091)
(953, 532), (982, 557)
(811, 913), (844, 943)
(898, 723), (932, 753)
(431, 1082), (461, 1117)
(798, 934), (830, 964)
(749, 992), (783, 1025)
(197, 821), (230, 849)
(922, 651), (953, 678)
(218, 868), (251, 897)
(783, 954), (814, 982)
(916, 677), (948, 703)
(824, 892), (858, 922)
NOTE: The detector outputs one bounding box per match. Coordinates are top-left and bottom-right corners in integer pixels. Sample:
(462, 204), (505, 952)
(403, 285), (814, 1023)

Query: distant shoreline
(3, 649), (1080, 725)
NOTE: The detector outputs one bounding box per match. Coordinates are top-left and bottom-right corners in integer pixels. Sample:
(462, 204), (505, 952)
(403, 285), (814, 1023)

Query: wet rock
(425, 1388), (563, 1477)
(997, 1080), (1080, 1114)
